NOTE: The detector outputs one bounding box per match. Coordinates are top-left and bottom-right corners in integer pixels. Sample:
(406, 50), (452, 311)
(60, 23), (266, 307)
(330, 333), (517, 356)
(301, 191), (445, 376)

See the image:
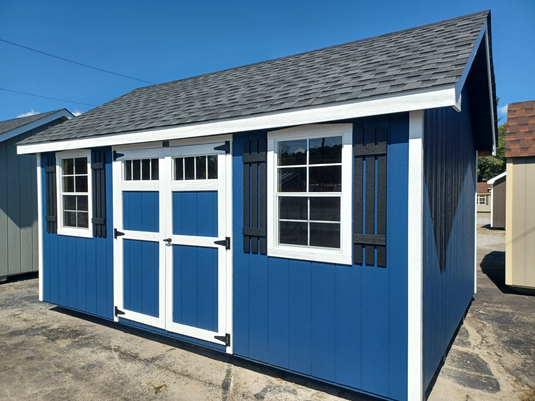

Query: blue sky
(1, 0), (533, 123)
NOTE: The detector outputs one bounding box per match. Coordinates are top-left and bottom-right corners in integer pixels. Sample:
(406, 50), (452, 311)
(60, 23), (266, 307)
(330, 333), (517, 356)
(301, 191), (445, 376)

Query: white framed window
(56, 150), (93, 238)
(477, 195), (487, 205)
(267, 124), (353, 265)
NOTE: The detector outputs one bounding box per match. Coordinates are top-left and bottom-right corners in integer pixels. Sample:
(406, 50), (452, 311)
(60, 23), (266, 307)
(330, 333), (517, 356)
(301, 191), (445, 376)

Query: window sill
(268, 245), (352, 266)
(57, 226), (93, 238)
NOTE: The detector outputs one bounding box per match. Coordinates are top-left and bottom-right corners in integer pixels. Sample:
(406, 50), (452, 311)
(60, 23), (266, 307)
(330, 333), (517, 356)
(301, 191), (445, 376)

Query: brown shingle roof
(505, 100), (535, 157)
(477, 182), (491, 193)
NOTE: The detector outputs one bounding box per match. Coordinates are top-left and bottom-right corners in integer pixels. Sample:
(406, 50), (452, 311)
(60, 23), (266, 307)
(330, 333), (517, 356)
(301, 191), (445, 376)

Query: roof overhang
(0, 109), (74, 144)
(18, 85), (461, 155)
(454, 18), (497, 156)
(487, 171), (506, 185)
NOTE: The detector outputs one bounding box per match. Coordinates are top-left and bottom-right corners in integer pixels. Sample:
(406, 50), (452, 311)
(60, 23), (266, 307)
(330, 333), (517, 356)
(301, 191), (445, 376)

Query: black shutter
(242, 135), (267, 254)
(91, 150), (107, 238)
(44, 154), (57, 234)
(353, 127), (387, 267)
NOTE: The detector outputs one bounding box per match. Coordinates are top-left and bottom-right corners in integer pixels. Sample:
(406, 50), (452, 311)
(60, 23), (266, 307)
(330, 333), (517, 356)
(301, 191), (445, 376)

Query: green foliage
(477, 122), (506, 182)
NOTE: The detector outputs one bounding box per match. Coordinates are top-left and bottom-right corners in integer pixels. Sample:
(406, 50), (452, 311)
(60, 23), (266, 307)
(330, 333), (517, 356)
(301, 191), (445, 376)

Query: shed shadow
(480, 251), (517, 294)
(50, 306), (379, 401)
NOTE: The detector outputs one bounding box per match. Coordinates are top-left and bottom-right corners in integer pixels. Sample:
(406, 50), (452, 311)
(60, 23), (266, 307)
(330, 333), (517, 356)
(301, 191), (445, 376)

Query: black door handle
(163, 238), (172, 244)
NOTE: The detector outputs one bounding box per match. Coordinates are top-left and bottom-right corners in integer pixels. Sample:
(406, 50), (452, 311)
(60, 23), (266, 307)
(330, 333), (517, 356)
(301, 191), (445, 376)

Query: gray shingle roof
(0, 110), (61, 136)
(19, 11), (489, 145)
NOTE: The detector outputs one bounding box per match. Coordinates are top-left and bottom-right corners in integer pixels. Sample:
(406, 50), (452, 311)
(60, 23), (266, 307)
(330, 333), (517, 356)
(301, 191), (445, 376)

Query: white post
(408, 110), (424, 400)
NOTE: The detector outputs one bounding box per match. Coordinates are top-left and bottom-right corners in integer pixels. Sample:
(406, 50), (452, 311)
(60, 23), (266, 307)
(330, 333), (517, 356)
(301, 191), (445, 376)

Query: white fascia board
(407, 110), (424, 400)
(484, 28), (497, 156)
(486, 171), (506, 185)
(0, 109), (74, 144)
(17, 85), (457, 155)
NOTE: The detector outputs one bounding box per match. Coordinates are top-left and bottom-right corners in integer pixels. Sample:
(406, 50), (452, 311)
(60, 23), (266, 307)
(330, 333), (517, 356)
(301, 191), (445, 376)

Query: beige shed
(505, 100), (535, 290)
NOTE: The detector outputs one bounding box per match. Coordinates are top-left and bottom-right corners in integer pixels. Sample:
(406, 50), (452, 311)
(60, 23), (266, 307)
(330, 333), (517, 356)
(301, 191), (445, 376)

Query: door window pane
(196, 156), (206, 179)
(175, 158), (184, 180)
(142, 159), (151, 180)
(124, 160), (132, 180)
(151, 159), (159, 180)
(132, 160), (141, 180)
(185, 157), (195, 180)
(208, 155), (218, 179)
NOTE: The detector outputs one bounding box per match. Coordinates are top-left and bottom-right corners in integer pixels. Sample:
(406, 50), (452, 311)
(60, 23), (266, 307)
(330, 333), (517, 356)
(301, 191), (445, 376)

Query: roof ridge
(134, 10), (490, 92)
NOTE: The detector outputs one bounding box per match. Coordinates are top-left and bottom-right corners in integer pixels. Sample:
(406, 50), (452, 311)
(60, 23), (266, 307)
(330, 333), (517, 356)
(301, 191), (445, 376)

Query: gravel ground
(1, 212), (534, 400)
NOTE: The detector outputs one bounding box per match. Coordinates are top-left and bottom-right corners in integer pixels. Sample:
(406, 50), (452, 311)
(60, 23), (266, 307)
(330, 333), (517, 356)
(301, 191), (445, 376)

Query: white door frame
(112, 135), (233, 352)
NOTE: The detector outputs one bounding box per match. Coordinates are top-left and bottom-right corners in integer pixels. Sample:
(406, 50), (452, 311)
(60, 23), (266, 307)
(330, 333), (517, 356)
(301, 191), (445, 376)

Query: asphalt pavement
(0, 213), (533, 400)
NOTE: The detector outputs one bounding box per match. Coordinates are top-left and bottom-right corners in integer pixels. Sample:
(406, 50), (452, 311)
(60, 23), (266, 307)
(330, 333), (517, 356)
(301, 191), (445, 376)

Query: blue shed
(17, 11), (497, 401)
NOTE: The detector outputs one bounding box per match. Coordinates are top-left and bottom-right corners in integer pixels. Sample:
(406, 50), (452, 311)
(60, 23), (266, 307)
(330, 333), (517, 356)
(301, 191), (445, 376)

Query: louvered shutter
(44, 154), (57, 234)
(353, 127), (387, 267)
(91, 150), (106, 238)
(242, 135), (267, 254)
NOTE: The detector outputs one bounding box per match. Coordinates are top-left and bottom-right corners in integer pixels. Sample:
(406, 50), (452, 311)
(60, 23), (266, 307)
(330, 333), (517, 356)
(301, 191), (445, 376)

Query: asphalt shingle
(19, 11), (490, 146)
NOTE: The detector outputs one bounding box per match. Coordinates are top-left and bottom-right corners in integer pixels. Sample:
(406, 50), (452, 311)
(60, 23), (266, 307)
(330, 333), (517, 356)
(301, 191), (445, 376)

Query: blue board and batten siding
(41, 148), (114, 320)
(233, 113), (410, 400)
(422, 94), (476, 392)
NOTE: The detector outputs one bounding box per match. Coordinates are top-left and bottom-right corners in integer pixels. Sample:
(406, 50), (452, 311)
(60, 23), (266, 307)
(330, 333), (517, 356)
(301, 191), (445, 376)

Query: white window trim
(267, 124), (353, 266)
(56, 149), (93, 238)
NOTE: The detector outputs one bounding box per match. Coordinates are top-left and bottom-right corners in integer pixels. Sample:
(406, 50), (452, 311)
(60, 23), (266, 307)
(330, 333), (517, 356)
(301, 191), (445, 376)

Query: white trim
(17, 86), (458, 155)
(454, 21), (487, 108)
(0, 109), (74, 144)
(486, 171), (506, 184)
(36, 153), (44, 302)
(483, 28), (497, 156)
(55, 149), (93, 238)
(267, 124), (353, 266)
(474, 151), (478, 295)
(408, 110), (424, 401)
(113, 139), (233, 347)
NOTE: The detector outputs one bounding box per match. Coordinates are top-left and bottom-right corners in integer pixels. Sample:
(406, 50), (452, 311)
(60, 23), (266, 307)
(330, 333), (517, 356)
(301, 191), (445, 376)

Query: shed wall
(505, 157), (535, 289)
(233, 113), (410, 400)
(422, 102), (476, 393)
(41, 149), (114, 320)
(491, 177), (506, 229)
(1, 117), (69, 280)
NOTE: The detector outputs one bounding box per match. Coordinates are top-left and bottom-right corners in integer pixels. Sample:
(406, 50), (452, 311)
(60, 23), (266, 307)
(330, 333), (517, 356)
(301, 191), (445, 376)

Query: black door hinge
(214, 333), (231, 347)
(115, 306), (125, 317)
(214, 141), (230, 154)
(114, 228), (125, 239)
(113, 150), (124, 161)
(214, 237), (231, 250)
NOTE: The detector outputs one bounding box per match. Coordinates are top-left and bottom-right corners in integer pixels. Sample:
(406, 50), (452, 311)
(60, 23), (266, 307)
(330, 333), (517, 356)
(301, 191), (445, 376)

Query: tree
(477, 122), (506, 182)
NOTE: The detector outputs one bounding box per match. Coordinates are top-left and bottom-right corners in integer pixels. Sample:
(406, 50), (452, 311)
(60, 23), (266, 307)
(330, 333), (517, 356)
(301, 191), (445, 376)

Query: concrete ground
(0, 213), (533, 401)
(428, 213), (535, 401)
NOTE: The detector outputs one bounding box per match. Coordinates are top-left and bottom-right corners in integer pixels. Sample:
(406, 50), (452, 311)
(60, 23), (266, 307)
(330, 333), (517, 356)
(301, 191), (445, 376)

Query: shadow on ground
(479, 251), (517, 294)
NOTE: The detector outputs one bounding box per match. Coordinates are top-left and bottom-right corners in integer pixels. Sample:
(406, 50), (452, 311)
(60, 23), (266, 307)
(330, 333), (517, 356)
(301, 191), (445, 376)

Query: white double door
(112, 138), (232, 349)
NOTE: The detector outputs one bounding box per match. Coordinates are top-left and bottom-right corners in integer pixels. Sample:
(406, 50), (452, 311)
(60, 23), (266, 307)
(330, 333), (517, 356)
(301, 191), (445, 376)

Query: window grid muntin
(173, 154), (218, 181)
(123, 158), (159, 181)
(276, 137), (342, 249)
(59, 156), (90, 229)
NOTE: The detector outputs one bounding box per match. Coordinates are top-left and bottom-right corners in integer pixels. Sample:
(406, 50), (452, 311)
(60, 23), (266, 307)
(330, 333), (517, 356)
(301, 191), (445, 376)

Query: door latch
(163, 238), (172, 244)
